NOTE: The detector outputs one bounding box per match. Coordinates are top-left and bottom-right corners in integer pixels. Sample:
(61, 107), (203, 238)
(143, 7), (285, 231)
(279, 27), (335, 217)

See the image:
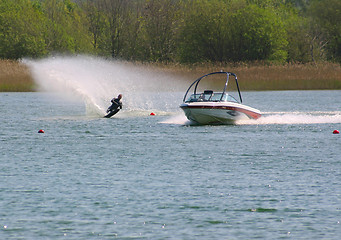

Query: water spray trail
(25, 55), (187, 116)
(161, 112), (341, 126)
(237, 111), (341, 125)
(25, 56), (340, 125)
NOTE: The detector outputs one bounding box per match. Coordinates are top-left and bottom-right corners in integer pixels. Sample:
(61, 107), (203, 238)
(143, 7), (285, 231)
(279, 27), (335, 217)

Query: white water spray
(25, 55), (187, 116)
(236, 111), (341, 125)
(24, 56), (341, 125)
(160, 111), (341, 125)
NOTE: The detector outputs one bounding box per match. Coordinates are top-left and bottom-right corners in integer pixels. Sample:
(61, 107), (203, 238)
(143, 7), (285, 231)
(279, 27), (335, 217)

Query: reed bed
(0, 60), (35, 92)
(0, 59), (340, 92)
(152, 61), (341, 91)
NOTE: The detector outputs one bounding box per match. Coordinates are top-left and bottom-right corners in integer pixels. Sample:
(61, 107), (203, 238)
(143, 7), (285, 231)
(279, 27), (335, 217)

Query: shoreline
(0, 60), (35, 92)
(1, 59), (340, 92)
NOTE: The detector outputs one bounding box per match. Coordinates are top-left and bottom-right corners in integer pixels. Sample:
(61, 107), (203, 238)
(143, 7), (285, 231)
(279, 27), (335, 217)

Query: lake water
(1, 90), (340, 239)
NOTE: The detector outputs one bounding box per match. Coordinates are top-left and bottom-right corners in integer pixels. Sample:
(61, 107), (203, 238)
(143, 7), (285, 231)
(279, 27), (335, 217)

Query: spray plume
(25, 55), (186, 116)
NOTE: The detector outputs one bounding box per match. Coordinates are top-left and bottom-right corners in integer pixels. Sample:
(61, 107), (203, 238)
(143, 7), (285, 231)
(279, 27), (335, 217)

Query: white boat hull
(180, 102), (261, 125)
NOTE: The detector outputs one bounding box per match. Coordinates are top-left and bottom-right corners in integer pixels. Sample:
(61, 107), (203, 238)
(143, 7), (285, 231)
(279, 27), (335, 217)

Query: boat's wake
(161, 111), (341, 125)
(236, 111), (341, 125)
(160, 114), (191, 125)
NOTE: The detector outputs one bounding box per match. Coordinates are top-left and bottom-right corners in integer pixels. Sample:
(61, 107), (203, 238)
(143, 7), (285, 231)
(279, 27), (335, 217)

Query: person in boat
(107, 94), (123, 113)
(198, 93), (206, 101)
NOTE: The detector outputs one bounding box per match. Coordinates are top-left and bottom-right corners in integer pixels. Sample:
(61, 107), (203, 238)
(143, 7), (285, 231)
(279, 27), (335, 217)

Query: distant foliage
(0, 0), (340, 63)
(0, 0), (47, 59)
(308, 0), (341, 62)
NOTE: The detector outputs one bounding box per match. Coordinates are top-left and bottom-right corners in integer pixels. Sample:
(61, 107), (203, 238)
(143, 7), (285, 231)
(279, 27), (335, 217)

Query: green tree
(285, 11), (311, 62)
(119, 2), (144, 60)
(0, 0), (47, 59)
(42, 0), (92, 54)
(95, 0), (128, 58)
(308, 0), (341, 62)
(1, 0), (339, 64)
(178, 0), (234, 63)
(178, 0), (288, 63)
(137, 0), (181, 62)
(81, 0), (107, 52)
(229, 4), (288, 62)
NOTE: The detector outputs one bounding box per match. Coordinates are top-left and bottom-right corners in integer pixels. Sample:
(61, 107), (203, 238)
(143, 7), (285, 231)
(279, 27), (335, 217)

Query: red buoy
(38, 129), (45, 133)
(150, 112), (155, 116)
(333, 130), (339, 134)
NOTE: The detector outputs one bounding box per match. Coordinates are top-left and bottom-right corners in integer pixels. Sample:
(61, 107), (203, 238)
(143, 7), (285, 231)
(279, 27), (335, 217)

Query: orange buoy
(38, 129), (45, 133)
(333, 130), (339, 134)
(150, 112), (155, 116)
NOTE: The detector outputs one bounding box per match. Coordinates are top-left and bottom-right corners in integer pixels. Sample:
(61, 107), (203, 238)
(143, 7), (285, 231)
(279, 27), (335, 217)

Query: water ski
(104, 108), (120, 118)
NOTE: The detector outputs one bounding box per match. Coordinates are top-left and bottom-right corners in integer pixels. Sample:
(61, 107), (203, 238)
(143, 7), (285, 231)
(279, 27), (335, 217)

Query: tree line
(0, 0), (340, 63)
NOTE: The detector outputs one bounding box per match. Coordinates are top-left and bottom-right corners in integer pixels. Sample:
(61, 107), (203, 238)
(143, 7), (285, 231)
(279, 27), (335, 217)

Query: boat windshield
(185, 92), (239, 103)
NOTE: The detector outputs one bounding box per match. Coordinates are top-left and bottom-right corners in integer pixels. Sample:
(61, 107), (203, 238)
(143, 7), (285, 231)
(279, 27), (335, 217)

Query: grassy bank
(0, 59), (340, 92)
(0, 60), (35, 92)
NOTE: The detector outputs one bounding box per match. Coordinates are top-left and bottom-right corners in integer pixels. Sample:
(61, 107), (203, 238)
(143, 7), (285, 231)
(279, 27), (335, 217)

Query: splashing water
(160, 111), (341, 125)
(25, 55), (187, 116)
(24, 56), (340, 125)
(237, 111), (341, 125)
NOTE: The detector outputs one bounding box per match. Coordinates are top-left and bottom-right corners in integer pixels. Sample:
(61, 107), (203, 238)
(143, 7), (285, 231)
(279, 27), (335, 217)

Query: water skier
(105, 94), (122, 117)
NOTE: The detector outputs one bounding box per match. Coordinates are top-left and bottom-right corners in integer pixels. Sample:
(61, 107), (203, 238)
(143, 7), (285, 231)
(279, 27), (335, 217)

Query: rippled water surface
(1, 90), (341, 239)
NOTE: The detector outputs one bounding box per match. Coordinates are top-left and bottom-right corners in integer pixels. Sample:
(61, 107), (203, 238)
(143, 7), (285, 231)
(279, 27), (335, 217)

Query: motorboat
(180, 71), (261, 124)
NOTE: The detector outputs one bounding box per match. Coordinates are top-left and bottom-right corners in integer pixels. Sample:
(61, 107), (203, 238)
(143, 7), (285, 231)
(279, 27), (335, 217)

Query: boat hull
(180, 102), (261, 125)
